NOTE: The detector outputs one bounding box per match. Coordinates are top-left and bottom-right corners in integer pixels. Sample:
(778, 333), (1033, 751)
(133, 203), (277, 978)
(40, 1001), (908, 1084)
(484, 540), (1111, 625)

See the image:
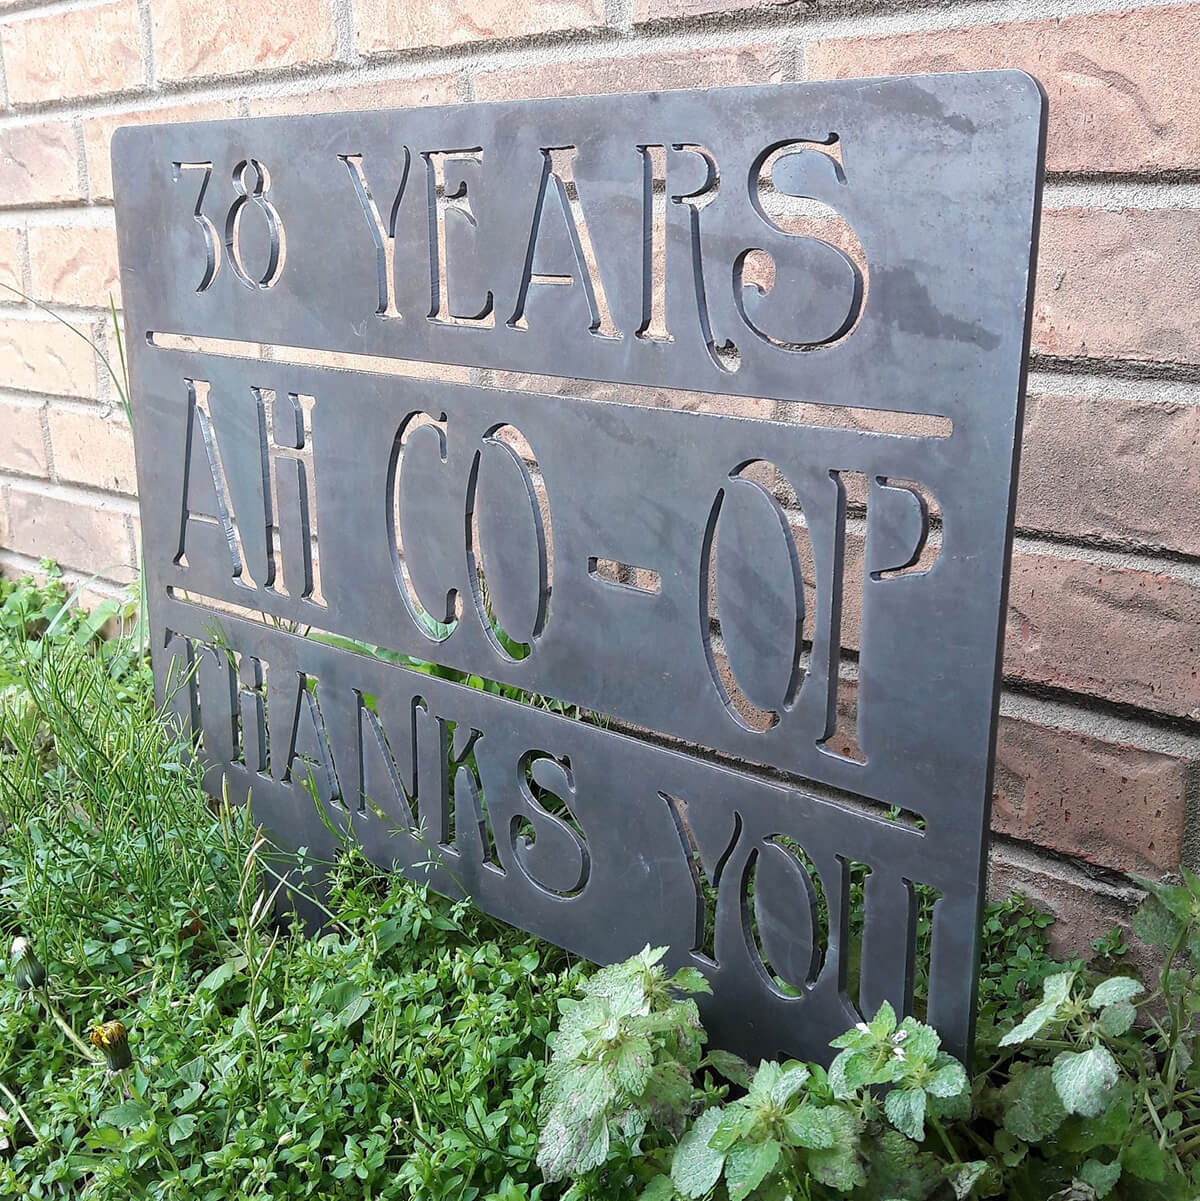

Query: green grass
(0, 586), (587, 1200)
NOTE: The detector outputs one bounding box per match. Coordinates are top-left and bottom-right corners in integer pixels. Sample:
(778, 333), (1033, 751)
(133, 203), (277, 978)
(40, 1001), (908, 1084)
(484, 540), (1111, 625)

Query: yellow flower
(89, 1020), (132, 1071)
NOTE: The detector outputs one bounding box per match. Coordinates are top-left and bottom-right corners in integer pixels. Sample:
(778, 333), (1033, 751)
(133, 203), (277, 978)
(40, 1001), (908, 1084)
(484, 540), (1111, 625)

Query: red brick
(1004, 552), (1200, 722)
(1034, 209), (1200, 366)
(28, 224), (122, 310)
(634, 0), (764, 23)
(992, 715), (1187, 875)
(47, 407), (138, 495)
(986, 848), (1149, 970)
(247, 74), (461, 118)
(150, 0), (337, 83)
(0, 227), (22, 299)
(0, 122), (82, 208)
(84, 99), (240, 203)
(1017, 392), (1200, 557)
(2, 1), (144, 105)
(0, 317), (97, 398)
(473, 44), (782, 101)
(807, 7), (1200, 175)
(0, 399), (47, 477)
(6, 488), (134, 579)
(355, 0), (605, 56)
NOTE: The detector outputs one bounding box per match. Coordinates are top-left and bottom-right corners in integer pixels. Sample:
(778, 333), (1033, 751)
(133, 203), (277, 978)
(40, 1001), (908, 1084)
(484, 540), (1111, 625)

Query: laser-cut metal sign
(112, 74), (1047, 1065)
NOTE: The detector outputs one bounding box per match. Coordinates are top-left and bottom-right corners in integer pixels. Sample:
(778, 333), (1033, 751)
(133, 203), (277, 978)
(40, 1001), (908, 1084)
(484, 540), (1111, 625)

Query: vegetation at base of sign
(538, 897), (1200, 1200)
(1, 564), (1198, 1200)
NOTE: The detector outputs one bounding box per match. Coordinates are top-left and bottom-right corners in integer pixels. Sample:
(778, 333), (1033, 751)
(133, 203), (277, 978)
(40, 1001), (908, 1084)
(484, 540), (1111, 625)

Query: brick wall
(1, 0), (1198, 955)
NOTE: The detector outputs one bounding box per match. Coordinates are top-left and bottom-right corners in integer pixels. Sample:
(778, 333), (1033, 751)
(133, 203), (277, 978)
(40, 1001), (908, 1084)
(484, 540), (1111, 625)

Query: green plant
(537, 945), (711, 1193)
(0, 622), (588, 1199)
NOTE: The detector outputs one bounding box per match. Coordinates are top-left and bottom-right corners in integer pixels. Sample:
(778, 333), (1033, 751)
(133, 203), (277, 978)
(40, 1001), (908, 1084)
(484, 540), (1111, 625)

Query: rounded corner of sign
(994, 69), (1049, 113)
(110, 125), (138, 172)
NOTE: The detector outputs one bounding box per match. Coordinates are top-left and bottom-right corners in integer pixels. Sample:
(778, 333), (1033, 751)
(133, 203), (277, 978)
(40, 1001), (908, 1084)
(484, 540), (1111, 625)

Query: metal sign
(112, 73), (1047, 1064)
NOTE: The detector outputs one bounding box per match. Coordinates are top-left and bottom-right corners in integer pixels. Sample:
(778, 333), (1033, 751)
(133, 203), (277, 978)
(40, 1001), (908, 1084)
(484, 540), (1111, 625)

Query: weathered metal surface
(112, 74), (1047, 1065)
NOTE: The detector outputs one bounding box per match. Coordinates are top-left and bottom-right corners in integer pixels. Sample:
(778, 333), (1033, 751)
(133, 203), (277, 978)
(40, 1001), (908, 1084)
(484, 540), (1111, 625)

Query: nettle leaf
(1087, 978), (1144, 1009)
(783, 1105), (837, 1150)
(640, 1175), (676, 1201)
(749, 1061), (784, 1104)
(671, 1109), (726, 1199)
(1052, 1047), (1120, 1118)
(1000, 972), (1074, 1047)
(863, 1129), (945, 1200)
(1002, 1065), (1068, 1143)
(808, 1137), (866, 1192)
(669, 967), (712, 996)
(770, 1062), (811, 1108)
(951, 1159), (990, 1199)
(642, 1060), (694, 1136)
(572, 1058), (618, 1121)
(705, 1049), (754, 1088)
(926, 1058), (968, 1100)
(1097, 1001), (1136, 1038)
(1122, 1132), (1167, 1182)
(884, 1086), (927, 1141)
(710, 1106), (753, 1153)
(869, 1001), (898, 1040)
(1132, 893), (1183, 949)
(725, 1138), (781, 1201)
(1079, 1157), (1122, 1198)
(896, 1018), (940, 1067)
(614, 1036), (653, 1096)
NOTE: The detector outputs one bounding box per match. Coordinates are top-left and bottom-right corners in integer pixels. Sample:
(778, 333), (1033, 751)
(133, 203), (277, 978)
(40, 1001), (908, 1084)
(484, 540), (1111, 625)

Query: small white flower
(892, 1029), (908, 1045)
(893, 1047), (907, 1061)
(855, 1022), (870, 1034)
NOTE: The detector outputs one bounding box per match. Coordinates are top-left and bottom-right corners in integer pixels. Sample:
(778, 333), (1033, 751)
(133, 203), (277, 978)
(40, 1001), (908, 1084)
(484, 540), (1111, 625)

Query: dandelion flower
(9, 937), (46, 991)
(90, 1020), (132, 1072)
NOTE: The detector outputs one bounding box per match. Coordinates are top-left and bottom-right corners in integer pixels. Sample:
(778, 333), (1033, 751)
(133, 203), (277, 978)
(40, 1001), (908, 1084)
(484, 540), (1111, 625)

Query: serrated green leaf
(783, 1104), (836, 1150)
(1123, 1132), (1167, 1182)
(951, 1160), (990, 1199)
(726, 1138), (781, 1201)
(1052, 1047), (1120, 1118)
(926, 1059), (968, 1099)
(808, 1139), (866, 1192)
(614, 1035), (653, 1096)
(669, 966), (712, 996)
(869, 1001), (898, 1039)
(1000, 972), (1074, 1047)
(895, 1018), (940, 1066)
(705, 1049), (753, 1088)
(1087, 977), (1143, 1008)
(671, 1109), (726, 1199)
(639, 1175), (676, 1201)
(1132, 894), (1183, 949)
(770, 1062), (810, 1108)
(1002, 1065), (1068, 1143)
(748, 1060), (783, 1103)
(885, 1086), (927, 1140)
(709, 1106), (752, 1153)
(1080, 1157), (1121, 1198)
(1097, 1000), (1136, 1038)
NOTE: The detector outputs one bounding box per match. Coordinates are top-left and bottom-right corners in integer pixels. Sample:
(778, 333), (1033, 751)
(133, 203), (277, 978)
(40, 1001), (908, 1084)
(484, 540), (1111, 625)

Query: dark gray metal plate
(112, 74), (1047, 1065)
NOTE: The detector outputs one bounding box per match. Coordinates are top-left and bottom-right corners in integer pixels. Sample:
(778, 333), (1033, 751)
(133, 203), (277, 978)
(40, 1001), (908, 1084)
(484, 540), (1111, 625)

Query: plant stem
(32, 988), (96, 1061)
(0, 1077), (39, 1142)
(930, 1116), (961, 1165)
